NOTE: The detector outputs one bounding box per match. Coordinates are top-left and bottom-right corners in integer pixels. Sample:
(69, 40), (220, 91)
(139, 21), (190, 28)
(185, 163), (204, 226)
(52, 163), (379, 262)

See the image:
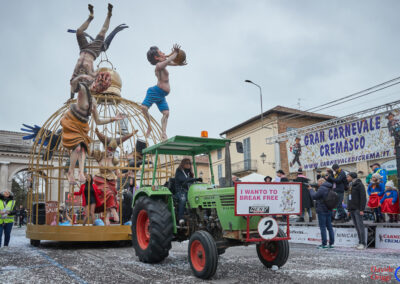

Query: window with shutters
(217, 149), (222, 160)
(218, 164), (223, 179)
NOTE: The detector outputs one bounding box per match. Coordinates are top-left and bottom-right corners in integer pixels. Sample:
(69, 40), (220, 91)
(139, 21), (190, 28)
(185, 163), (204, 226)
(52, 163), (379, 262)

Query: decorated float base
(26, 224), (131, 242)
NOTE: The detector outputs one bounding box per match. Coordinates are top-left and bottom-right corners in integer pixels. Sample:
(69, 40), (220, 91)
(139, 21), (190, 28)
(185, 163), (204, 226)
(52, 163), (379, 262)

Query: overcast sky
(2, 0), (400, 138)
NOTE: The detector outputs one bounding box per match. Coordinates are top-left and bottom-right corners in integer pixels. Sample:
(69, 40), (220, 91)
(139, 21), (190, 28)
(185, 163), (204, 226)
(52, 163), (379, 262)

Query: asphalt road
(0, 227), (399, 284)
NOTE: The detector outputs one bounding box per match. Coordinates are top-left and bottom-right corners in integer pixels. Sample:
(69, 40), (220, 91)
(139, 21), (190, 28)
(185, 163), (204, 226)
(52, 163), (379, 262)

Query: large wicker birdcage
(26, 67), (174, 244)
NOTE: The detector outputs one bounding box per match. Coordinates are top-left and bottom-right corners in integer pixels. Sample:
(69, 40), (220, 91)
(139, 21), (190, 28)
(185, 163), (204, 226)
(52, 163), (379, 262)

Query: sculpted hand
(172, 43), (181, 53)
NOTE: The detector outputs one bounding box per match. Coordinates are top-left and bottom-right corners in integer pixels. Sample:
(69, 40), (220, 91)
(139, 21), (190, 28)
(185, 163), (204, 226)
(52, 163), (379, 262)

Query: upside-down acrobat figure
(62, 4), (127, 185)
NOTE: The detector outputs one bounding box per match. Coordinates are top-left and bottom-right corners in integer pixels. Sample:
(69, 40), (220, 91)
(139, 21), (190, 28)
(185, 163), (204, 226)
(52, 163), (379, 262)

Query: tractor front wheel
(188, 231), (218, 279)
(131, 196), (173, 263)
(256, 229), (289, 268)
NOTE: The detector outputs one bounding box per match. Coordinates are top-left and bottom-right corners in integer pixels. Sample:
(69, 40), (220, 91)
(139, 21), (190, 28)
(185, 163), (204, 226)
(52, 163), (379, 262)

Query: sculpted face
(91, 72), (112, 93)
(155, 50), (167, 62)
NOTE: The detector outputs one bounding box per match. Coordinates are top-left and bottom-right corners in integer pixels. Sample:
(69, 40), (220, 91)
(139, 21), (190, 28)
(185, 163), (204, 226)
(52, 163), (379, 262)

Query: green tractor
(131, 136), (294, 279)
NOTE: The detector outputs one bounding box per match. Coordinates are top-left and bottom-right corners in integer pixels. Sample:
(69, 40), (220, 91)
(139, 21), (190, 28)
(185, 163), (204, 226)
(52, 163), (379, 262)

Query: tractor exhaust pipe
(225, 142), (233, 187)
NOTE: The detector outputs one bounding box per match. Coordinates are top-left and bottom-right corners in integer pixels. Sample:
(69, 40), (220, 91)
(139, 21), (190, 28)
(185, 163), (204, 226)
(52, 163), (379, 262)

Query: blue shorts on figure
(142, 85), (169, 112)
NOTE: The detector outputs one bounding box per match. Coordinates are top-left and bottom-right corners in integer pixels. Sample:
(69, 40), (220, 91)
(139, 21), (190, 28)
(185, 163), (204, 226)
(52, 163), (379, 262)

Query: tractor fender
(132, 186), (172, 206)
(132, 186), (177, 234)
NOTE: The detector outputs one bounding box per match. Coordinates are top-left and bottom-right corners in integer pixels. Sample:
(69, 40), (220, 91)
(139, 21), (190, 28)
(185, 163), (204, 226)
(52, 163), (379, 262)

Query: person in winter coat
(17, 205), (26, 227)
(127, 177), (136, 195)
(379, 180), (399, 223)
(174, 158), (202, 225)
(367, 173), (385, 223)
(293, 168), (314, 222)
(0, 190), (17, 247)
(58, 204), (72, 224)
(308, 178), (335, 249)
(74, 174), (101, 225)
(346, 172), (367, 250)
(264, 176), (272, 182)
(326, 164), (347, 222)
(275, 170), (289, 182)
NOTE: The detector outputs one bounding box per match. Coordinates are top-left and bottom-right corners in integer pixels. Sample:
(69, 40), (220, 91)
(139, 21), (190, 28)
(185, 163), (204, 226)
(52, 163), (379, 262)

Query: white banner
(381, 159), (397, 172)
(286, 110), (400, 173)
(334, 227), (368, 247)
(283, 225), (367, 247)
(235, 183), (301, 215)
(375, 227), (400, 249)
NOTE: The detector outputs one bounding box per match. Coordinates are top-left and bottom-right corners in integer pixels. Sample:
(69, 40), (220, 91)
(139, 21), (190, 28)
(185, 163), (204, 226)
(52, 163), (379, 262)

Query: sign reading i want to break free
(235, 182), (301, 216)
(286, 109), (400, 173)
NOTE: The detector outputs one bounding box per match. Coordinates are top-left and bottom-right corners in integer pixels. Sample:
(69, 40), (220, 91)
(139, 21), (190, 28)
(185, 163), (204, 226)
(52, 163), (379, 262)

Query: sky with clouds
(1, 0), (400, 138)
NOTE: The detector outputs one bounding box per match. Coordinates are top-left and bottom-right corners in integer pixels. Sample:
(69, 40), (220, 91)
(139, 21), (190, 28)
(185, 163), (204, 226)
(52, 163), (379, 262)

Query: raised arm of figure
(91, 101), (125, 125)
(156, 44), (180, 70)
(168, 61), (186, 66)
(156, 53), (177, 70)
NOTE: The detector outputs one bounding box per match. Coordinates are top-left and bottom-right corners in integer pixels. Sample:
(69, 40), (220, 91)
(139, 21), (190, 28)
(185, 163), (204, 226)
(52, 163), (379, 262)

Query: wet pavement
(0, 227), (399, 284)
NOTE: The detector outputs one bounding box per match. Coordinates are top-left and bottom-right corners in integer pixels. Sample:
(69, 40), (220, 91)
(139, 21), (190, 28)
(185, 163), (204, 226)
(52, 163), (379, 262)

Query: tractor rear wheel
(188, 231), (218, 279)
(256, 228), (289, 268)
(131, 196), (173, 263)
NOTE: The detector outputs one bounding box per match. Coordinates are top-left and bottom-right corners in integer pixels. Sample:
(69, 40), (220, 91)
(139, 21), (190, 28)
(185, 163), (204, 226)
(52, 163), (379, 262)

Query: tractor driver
(174, 158), (202, 226)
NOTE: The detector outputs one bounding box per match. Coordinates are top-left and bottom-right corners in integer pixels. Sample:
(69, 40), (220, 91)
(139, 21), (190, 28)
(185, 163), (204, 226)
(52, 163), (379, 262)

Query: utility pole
(245, 80), (263, 129)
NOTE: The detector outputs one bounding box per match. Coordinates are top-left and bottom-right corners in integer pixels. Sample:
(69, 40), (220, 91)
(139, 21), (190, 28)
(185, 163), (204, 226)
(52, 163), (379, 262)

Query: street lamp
(260, 152), (266, 164)
(245, 80), (264, 128)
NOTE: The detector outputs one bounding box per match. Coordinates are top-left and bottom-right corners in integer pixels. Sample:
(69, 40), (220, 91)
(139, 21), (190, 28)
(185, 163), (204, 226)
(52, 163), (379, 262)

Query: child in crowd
(379, 180), (399, 223)
(367, 173), (385, 223)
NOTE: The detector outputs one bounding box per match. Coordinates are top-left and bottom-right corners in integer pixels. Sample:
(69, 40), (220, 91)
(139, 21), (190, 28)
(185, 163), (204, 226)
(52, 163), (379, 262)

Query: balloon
(94, 219), (105, 226)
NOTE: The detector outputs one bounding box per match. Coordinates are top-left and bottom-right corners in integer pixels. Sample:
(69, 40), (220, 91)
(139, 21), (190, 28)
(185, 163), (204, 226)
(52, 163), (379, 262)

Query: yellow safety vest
(0, 200), (16, 224)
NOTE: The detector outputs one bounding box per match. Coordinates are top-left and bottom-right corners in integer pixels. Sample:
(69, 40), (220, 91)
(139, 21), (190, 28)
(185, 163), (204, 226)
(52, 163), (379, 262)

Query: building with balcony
(211, 106), (334, 185)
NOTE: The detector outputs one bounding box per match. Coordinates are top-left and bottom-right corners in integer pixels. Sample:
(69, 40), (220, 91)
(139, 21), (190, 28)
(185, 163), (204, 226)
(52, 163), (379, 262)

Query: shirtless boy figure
(70, 3), (113, 99)
(141, 44), (184, 140)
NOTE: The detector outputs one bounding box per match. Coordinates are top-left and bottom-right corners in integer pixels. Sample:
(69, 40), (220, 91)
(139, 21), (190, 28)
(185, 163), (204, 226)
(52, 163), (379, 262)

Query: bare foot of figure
(88, 4), (94, 18)
(78, 172), (86, 184)
(67, 171), (76, 185)
(161, 133), (168, 141)
(108, 3), (113, 16)
(105, 211), (111, 226)
(111, 208), (119, 223)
